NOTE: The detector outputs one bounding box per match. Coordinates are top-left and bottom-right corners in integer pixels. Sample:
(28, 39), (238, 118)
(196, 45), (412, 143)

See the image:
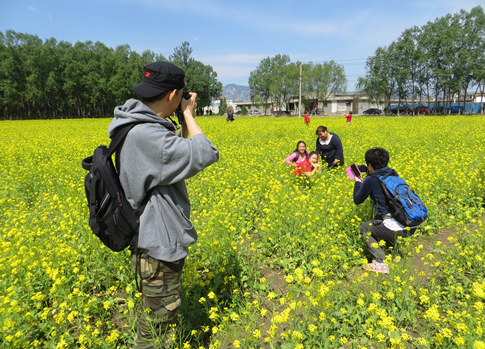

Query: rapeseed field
(0, 116), (484, 348)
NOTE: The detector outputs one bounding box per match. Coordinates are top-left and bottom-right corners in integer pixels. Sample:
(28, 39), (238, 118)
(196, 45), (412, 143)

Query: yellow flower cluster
(0, 116), (484, 347)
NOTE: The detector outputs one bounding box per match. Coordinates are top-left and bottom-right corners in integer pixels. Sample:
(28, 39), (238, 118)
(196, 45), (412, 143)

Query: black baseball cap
(130, 61), (185, 98)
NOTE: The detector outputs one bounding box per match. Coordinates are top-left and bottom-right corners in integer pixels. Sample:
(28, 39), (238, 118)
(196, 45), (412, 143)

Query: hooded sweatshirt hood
(108, 98), (175, 138)
(373, 166), (398, 177)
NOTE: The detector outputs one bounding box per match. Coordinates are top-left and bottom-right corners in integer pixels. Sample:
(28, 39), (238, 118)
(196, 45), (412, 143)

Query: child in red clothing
(307, 151), (322, 176)
(344, 111), (352, 125)
(294, 152), (322, 177)
(304, 113), (310, 126)
(293, 158), (311, 176)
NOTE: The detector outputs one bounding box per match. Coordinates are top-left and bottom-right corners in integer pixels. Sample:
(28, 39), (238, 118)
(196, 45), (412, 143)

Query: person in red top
(294, 151), (322, 177)
(293, 157), (311, 176)
(304, 113), (310, 126)
(307, 151), (322, 176)
(344, 111), (352, 125)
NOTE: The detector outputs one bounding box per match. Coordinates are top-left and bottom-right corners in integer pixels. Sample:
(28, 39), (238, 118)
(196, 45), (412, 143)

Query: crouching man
(108, 61), (219, 348)
(352, 148), (416, 273)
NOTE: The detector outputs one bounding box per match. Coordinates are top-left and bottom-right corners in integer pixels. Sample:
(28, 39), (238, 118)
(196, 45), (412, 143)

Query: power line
(218, 57), (368, 86)
(220, 77), (362, 86)
(312, 58), (367, 65)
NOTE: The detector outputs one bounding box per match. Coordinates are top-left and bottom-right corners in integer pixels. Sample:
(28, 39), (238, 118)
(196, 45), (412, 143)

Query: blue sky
(1, 0), (483, 90)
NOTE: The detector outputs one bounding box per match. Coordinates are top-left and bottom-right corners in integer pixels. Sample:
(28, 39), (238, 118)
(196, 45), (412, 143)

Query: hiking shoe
(362, 260), (389, 273)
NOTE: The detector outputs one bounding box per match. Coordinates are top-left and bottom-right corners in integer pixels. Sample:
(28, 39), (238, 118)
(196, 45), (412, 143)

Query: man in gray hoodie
(108, 61), (219, 348)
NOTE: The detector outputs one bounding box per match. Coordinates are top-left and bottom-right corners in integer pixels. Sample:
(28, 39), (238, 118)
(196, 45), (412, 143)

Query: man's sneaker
(362, 260), (389, 273)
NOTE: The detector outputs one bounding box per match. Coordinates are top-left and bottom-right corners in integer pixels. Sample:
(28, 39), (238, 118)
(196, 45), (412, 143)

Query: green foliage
(249, 54), (299, 113)
(0, 33), (221, 119)
(170, 42), (222, 113)
(358, 6), (485, 115)
(302, 61), (347, 106)
(249, 55), (347, 114)
(241, 105), (248, 115)
(218, 98), (227, 115)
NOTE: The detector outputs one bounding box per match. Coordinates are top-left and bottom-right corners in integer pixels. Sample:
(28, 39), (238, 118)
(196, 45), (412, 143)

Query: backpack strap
(111, 121), (176, 170)
(293, 151), (309, 162)
(369, 171), (395, 181)
(108, 123), (141, 157)
(368, 172), (395, 216)
(369, 172), (405, 219)
(110, 123), (157, 214)
(370, 172), (394, 181)
(136, 187), (155, 215)
(88, 175), (100, 234)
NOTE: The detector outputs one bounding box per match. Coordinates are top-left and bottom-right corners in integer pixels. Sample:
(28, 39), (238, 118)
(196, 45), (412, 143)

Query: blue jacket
(353, 166), (398, 219)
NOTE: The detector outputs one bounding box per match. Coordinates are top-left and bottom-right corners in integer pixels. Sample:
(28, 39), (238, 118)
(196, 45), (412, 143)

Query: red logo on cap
(145, 72), (151, 78)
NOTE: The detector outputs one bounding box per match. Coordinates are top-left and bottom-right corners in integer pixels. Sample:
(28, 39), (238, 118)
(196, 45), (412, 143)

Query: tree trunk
(444, 88), (449, 115)
(419, 87), (422, 114)
(463, 88), (467, 115)
(457, 89), (461, 115)
(472, 84), (480, 114)
(480, 84), (485, 115)
(433, 83), (438, 115)
(426, 82), (432, 115)
(412, 76), (416, 115)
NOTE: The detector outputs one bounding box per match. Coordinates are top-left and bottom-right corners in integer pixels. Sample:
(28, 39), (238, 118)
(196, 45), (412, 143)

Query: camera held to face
(176, 91), (192, 125)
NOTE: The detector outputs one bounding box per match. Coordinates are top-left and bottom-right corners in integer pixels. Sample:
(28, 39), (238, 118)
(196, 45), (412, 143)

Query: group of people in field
(284, 125), (345, 177)
(284, 115), (425, 275)
(291, 111), (353, 176)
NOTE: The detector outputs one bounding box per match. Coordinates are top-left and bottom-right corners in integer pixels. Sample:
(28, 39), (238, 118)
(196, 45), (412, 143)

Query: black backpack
(292, 150), (309, 161)
(81, 123), (153, 252)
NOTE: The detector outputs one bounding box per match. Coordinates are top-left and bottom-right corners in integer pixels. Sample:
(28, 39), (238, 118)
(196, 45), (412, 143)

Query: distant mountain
(222, 84), (250, 102)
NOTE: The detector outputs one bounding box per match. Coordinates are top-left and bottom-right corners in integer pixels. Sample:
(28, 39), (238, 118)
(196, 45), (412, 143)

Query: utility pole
(299, 63), (302, 117)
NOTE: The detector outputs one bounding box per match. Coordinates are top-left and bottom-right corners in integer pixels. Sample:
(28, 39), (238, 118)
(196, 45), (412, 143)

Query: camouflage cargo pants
(131, 253), (185, 349)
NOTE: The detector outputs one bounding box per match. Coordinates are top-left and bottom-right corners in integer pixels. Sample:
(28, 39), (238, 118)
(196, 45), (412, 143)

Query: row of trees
(249, 54), (347, 114)
(0, 31), (222, 119)
(357, 6), (485, 115)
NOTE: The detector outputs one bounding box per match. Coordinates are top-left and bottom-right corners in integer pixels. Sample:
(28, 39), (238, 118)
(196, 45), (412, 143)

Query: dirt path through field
(411, 215), (484, 281)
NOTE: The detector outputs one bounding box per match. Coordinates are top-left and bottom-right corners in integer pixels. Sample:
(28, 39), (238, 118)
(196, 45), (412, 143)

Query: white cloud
(193, 36), (199, 40)
(48, 13), (53, 20)
(28, 6), (37, 11)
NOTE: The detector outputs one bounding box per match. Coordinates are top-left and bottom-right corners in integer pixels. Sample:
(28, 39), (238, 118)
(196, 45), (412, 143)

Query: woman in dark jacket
(315, 126), (344, 168)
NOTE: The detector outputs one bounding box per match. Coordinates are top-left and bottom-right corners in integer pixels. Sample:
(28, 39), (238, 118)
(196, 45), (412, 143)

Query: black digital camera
(175, 91), (191, 125)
